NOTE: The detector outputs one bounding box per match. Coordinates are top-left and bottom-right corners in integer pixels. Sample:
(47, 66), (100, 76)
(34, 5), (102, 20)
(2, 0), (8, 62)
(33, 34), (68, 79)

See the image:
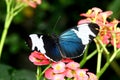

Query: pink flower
(80, 7), (102, 18)
(117, 43), (120, 48)
(29, 51), (50, 65)
(45, 68), (65, 80)
(75, 69), (88, 80)
(52, 74), (65, 80)
(98, 11), (113, 21)
(100, 35), (110, 44)
(45, 62), (66, 80)
(87, 72), (98, 80)
(111, 29), (120, 48)
(80, 11), (95, 18)
(61, 58), (74, 63)
(52, 62), (66, 73)
(66, 61), (80, 70)
(23, 0), (42, 8)
(65, 69), (75, 78)
(78, 18), (91, 25)
(45, 68), (54, 79)
(91, 7), (102, 14)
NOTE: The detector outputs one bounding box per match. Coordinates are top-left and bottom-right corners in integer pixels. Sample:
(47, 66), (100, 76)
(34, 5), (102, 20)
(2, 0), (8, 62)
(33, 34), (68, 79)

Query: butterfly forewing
(42, 35), (62, 61)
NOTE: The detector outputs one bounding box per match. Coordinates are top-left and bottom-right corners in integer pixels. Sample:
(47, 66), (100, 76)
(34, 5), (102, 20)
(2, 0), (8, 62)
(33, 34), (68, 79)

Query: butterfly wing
(29, 34), (62, 61)
(59, 23), (99, 58)
(59, 27), (86, 58)
(42, 35), (62, 61)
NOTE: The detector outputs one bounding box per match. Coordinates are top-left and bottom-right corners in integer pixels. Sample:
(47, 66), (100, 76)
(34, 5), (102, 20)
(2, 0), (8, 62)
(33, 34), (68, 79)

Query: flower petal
(29, 51), (50, 65)
(45, 68), (54, 79)
(87, 72), (98, 80)
(66, 61), (80, 70)
(75, 69), (88, 80)
(52, 62), (66, 73)
(52, 74), (65, 80)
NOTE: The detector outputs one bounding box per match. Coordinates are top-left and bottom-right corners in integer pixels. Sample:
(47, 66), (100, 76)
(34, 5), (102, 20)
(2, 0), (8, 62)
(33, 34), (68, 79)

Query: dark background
(0, 0), (120, 80)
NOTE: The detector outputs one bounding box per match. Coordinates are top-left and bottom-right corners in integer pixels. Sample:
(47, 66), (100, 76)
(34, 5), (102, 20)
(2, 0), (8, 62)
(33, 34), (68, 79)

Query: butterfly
(28, 23), (99, 62)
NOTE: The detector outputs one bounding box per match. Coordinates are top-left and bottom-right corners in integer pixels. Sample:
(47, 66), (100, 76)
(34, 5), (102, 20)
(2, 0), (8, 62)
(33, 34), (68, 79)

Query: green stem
(0, 12), (14, 58)
(110, 49), (120, 62)
(80, 45), (89, 67)
(97, 49), (120, 78)
(95, 39), (102, 74)
(97, 60), (110, 79)
(112, 33), (117, 52)
(36, 65), (51, 80)
(97, 37), (109, 55)
(0, 0), (25, 60)
(40, 64), (51, 77)
(86, 49), (97, 60)
(13, 3), (26, 16)
(80, 49), (98, 68)
(110, 60), (120, 77)
(67, 78), (72, 80)
(96, 49), (102, 74)
(36, 66), (41, 80)
(5, 0), (12, 13)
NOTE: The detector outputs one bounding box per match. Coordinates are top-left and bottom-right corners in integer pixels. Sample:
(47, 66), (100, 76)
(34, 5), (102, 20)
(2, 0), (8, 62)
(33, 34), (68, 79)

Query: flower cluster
(45, 61), (97, 80)
(78, 7), (120, 48)
(29, 51), (98, 80)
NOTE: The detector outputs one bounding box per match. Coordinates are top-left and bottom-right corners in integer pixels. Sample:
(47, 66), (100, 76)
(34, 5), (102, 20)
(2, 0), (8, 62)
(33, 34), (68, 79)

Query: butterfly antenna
(52, 16), (61, 33)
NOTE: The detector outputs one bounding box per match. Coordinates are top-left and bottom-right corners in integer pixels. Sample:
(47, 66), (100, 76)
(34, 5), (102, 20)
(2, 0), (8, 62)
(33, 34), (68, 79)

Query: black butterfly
(29, 23), (99, 61)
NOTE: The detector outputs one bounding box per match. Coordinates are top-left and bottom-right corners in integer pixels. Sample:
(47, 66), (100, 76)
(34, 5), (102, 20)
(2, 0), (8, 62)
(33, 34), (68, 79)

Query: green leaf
(12, 69), (36, 80)
(0, 64), (36, 80)
(0, 64), (13, 80)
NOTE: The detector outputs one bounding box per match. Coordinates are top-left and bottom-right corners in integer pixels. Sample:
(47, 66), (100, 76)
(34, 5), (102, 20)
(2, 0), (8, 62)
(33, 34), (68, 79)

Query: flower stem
(0, 0), (25, 60)
(40, 64), (51, 77)
(110, 49), (120, 62)
(36, 65), (51, 80)
(36, 66), (41, 80)
(97, 37), (109, 55)
(80, 45), (89, 67)
(97, 60), (110, 79)
(97, 49), (120, 78)
(67, 78), (72, 80)
(0, 11), (14, 59)
(112, 33), (117, 52)
(80, 49), (98, 67)
(86, 49), (97, 60)
(95, 38), (102, 74)
(110, 60), (120, 77)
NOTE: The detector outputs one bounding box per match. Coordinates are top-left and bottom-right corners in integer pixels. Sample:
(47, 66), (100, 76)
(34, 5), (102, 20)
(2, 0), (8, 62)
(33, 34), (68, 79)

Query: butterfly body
(29, 23), (99, 61)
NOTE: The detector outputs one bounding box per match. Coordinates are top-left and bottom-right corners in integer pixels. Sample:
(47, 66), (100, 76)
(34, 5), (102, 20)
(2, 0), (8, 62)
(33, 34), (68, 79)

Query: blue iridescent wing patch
(59, 27), (86, 58)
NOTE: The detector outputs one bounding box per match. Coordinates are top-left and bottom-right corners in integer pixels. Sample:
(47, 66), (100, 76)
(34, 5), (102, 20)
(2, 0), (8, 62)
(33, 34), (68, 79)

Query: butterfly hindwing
(59, 26), (86, 58)
(59, 23), (99, 58)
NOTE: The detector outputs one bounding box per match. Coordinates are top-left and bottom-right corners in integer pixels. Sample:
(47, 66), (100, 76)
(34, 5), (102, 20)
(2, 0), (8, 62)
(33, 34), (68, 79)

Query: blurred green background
(0, 0), (120, 80)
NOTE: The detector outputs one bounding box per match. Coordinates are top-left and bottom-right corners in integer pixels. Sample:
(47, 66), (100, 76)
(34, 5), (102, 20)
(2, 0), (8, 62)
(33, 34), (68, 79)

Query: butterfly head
(88, 23), (100, 36)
